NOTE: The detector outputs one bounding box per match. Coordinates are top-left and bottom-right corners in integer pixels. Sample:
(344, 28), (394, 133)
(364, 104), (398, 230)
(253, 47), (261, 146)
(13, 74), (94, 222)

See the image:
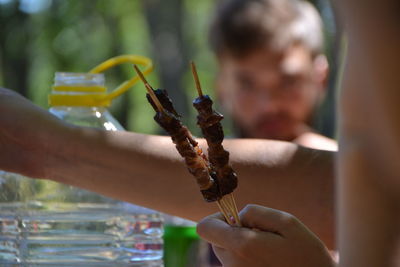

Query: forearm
(338, 139), (400, 267)
(335, 0), (399, 28)
(46, 125), (200, 217)
(336, 0), (400, 265)
(336, 0), (400, 167)
(45, 126), (335, 247)
(0, 87), (335, 244)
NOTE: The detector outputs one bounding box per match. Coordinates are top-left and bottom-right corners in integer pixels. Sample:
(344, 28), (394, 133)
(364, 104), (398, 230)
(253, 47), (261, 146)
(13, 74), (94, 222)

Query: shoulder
(294, 132), (337, 151)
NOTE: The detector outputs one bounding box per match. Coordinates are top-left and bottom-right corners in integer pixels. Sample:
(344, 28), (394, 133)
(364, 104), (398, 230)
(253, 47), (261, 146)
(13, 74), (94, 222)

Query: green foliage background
(0, 0), (337, 138)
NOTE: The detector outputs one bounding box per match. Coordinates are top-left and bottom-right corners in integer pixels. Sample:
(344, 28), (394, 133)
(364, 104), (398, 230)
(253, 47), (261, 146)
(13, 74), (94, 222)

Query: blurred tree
(141, 0), (190, 125)
(0, 1), (31, 96)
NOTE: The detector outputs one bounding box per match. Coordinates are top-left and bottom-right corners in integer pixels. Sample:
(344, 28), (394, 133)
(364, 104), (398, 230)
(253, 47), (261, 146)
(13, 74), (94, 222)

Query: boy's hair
(209, 0), (324, 58)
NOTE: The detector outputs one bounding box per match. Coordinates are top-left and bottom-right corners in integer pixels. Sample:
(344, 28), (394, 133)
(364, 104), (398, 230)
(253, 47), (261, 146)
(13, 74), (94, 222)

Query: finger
(197, 212), (236, 248)
(197, 212), (281, 252)
(239, 204), (300, 236)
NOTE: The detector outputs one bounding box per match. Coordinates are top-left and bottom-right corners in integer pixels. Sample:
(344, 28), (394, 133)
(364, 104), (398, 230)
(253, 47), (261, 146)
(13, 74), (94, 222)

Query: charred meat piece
(147, 89), (197, 147)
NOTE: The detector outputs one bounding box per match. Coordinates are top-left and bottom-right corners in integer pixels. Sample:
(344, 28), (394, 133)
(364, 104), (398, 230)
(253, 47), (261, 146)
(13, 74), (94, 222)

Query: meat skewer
(133, 65), (220, 202)
(190, 62), (241, 226)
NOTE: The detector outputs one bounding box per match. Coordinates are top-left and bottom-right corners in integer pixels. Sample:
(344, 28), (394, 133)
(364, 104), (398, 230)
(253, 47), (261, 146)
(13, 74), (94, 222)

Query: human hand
(197, 204), (335, 267)
(0, 88), (67, 178)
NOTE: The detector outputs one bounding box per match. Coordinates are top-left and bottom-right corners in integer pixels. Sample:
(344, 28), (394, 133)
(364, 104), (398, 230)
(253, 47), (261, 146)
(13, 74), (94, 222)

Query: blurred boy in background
(210, 0), (337, 151)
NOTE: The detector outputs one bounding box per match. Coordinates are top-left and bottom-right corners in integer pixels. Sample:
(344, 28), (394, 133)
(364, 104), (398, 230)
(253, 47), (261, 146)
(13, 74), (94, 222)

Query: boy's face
(217, 44), (327, 140)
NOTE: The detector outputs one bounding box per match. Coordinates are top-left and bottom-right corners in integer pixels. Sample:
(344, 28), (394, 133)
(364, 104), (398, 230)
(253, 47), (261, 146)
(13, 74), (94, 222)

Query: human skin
(216, 43), (337, 150)
(335, 0), (400, 266)
(0, 87), (335, 249)
(197, 204), (336, 267)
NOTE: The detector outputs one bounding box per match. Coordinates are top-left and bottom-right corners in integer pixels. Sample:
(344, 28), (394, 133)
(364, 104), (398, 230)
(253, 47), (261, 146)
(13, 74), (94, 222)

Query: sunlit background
(0, 0), (338, 137)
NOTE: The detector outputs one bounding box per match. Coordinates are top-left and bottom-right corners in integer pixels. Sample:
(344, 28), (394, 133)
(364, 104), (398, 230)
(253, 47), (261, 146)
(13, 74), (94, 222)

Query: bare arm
(0, 88), (335, 248)
(336, 0), (400, 266)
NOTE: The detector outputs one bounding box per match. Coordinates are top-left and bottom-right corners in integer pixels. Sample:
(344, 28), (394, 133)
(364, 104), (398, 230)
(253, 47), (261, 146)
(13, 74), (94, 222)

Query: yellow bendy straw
(89, 54), (153, 102)
(49, 55), (153, 107)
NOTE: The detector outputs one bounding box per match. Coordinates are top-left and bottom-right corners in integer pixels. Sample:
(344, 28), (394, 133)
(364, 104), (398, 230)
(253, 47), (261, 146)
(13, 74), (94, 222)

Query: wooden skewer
(218, 199), (236, 226)
(219, 200), (234, 225)
(231, 194), (240, 218)
(190, 61), (203, 97)
(217, 201), (232, 225)
(227, 194), (241, 226)
(145, 84), (164, 112)
(134, 64), (150, 85)
(133, 65), (164, 112)
(218, 194), (241, 226)
(223, 197), (235, 221)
